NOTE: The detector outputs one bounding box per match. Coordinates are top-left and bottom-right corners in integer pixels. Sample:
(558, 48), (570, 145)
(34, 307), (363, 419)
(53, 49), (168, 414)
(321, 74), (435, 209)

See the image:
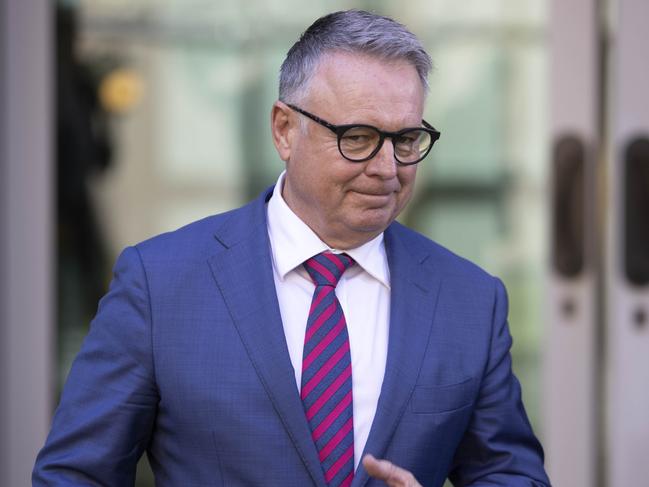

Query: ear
(271, 101), (295, 162)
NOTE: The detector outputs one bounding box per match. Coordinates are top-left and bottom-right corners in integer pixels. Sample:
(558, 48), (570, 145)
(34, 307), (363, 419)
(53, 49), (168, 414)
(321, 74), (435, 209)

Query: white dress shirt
(266, 171), (391, 470)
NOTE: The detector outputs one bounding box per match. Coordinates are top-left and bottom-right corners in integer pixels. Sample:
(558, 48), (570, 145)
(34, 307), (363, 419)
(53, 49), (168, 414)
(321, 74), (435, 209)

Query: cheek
(298, 167), (345, 209)
(398, 168), (417, 198)
(326, 163), (366, 194)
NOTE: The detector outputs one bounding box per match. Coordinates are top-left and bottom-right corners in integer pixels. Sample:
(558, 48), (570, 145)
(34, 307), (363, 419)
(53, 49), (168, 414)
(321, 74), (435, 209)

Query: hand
(362, 454), (422, 487)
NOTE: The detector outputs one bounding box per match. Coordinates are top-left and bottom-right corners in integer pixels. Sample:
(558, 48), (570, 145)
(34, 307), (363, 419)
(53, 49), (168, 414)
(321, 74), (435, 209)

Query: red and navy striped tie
(301, 252), (355, 487)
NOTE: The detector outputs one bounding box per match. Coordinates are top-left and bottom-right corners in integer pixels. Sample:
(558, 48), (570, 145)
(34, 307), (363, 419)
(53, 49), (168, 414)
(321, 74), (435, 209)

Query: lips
(351, 187), (397, 197)
(357, 191), (392, 197)
(350, 190), (396, 207)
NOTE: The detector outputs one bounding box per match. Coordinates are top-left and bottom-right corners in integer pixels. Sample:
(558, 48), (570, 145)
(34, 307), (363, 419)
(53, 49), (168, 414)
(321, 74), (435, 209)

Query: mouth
(351, 187), (397, 197)
(350, 190), (395, 206)
(353, 190), (392, 196)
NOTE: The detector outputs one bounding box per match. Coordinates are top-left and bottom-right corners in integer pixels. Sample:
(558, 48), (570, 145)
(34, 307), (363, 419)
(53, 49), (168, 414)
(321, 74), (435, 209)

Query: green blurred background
(58, 2), (548, 484)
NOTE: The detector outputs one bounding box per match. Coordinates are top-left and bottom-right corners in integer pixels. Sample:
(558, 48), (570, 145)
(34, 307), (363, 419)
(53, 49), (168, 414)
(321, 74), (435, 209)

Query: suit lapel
(352, 224), (442, 487)
(207, 190), (327, 487)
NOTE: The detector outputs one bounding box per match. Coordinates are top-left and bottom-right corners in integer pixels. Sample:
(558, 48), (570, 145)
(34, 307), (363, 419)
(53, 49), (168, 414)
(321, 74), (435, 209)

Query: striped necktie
(301, 251), (355, 487)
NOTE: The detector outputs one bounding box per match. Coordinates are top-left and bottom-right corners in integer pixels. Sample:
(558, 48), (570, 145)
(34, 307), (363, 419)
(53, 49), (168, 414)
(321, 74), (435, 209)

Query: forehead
(306, 52), (425, 126)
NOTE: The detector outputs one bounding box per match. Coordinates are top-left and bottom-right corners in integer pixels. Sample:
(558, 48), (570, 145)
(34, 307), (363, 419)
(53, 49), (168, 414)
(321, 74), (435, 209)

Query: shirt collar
(266, 171), (390, 289)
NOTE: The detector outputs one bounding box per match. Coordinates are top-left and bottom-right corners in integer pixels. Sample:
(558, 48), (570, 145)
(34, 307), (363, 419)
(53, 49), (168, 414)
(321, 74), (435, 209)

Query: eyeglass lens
(339, 126), (432, 163)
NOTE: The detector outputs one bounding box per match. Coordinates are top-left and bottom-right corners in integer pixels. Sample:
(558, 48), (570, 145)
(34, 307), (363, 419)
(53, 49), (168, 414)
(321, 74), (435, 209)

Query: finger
(362, 454), (421, 487)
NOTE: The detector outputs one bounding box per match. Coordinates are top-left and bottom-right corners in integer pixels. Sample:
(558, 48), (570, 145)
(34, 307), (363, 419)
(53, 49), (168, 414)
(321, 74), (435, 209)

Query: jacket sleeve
(448, 278), (551, 487)
(33, 246), (159, 486)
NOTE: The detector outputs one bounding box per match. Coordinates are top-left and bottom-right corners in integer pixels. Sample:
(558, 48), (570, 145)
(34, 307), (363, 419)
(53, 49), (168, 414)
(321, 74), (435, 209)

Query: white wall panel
(0, 1), (54, 485)
(545, 1), (598, 485)
(606, 0), (649, 485)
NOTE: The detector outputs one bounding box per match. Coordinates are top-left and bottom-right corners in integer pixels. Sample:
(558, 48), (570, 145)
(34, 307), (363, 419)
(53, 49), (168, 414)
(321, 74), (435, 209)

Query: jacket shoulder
(133, 201), (255, 261)
(389, 221), (497, 284)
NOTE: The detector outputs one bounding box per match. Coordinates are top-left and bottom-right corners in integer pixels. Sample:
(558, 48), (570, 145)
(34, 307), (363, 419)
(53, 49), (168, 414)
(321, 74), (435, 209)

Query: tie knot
(304, 252), (355, 287)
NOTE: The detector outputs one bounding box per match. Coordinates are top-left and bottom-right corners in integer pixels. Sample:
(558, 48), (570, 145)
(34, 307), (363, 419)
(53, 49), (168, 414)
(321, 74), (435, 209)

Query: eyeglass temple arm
(285, 103), (339, 133)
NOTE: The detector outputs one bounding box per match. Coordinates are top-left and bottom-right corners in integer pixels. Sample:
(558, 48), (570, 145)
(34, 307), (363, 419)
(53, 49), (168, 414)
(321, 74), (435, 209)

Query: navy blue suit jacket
(34, 188), (550, 486)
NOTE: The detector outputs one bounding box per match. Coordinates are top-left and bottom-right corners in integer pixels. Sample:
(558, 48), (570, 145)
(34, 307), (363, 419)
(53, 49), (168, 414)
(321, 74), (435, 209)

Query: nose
(365, 137), (397, 179)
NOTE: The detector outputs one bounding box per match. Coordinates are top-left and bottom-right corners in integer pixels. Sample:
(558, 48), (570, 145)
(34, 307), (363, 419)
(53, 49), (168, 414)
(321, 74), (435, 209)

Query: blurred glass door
(66, 2), (550, 485)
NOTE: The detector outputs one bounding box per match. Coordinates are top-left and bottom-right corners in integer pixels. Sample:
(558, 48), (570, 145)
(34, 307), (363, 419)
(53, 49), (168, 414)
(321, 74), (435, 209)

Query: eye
(342, 134), (371, 143)
(395, 136), (417, 148)
(339, 127), (380, 159)
(340, 127), (378, 148)
(398, 132), (422, 143)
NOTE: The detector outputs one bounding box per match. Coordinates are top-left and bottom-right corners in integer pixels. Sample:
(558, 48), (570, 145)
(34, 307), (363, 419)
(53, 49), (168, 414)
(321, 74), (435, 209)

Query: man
(34, 10), (550, 487)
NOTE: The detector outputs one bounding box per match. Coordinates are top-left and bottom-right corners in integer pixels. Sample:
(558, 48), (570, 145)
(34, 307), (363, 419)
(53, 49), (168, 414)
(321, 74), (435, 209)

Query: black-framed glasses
(285, 103), (441, 165)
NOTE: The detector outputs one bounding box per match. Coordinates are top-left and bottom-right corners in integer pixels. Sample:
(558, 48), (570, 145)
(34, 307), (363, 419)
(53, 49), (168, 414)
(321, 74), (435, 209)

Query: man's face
(273, 52), (425, 249)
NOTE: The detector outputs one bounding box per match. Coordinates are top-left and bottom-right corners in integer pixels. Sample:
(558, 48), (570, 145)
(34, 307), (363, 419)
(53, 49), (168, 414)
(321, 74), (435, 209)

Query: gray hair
(279, 10), (432, 103)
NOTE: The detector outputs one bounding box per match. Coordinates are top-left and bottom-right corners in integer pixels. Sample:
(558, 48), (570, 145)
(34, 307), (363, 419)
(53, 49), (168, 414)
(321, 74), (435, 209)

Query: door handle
(624, 136), (649, 286)
(553, 135), (585, 278)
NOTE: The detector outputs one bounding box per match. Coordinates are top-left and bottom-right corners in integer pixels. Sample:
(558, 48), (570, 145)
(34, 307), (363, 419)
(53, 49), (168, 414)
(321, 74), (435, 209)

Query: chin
(347, 210), (395, 234)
